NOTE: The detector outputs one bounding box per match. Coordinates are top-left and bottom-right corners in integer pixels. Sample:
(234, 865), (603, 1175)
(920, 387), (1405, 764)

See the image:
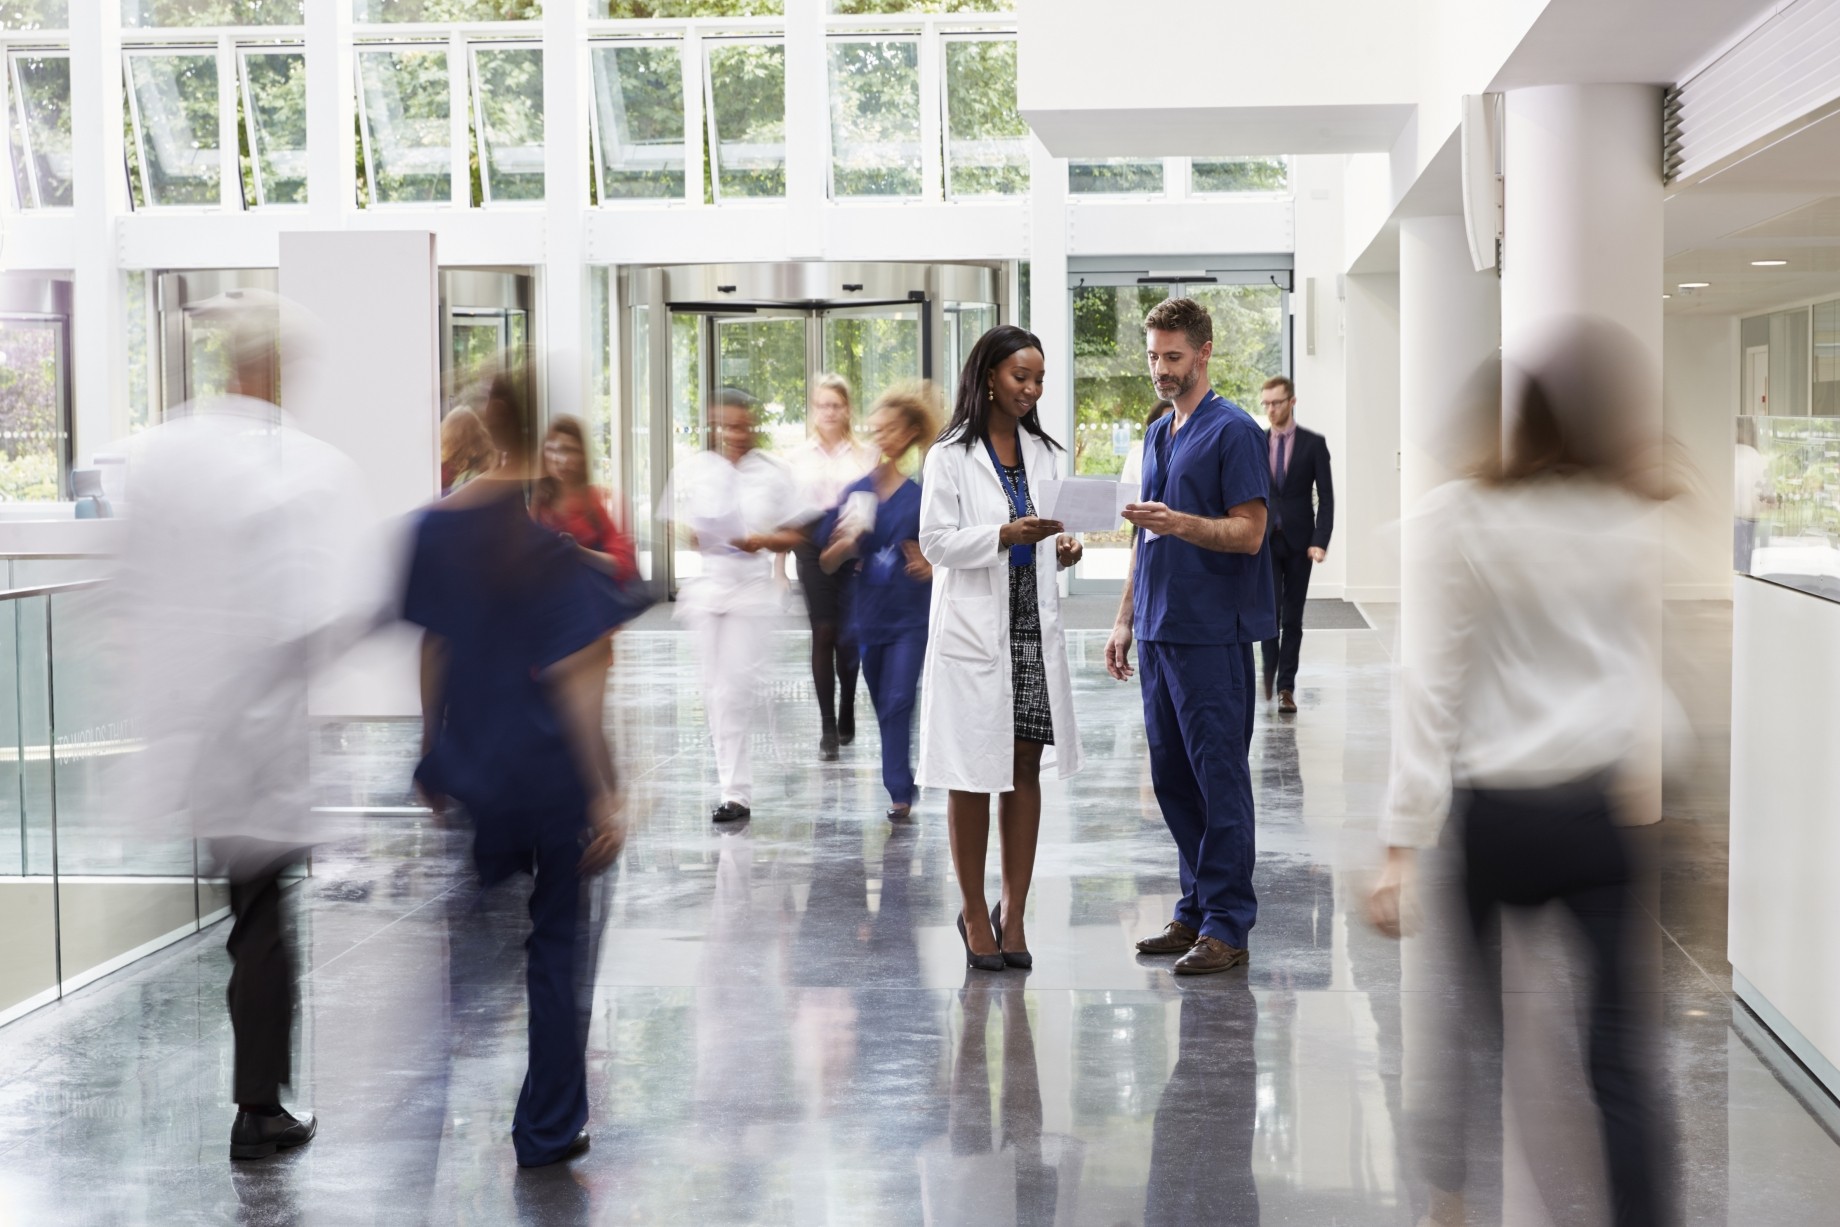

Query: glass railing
(0, 576), (232, 1026)
(1735, 415), (1840, 603)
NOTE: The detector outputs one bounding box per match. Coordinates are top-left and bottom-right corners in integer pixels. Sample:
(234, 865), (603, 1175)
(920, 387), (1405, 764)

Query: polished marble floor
(1, 604), (1838, 1226)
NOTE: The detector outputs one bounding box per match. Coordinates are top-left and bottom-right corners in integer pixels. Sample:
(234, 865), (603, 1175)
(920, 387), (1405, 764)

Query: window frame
(235, 43), (307, 209)
(353, 40), (459, 209)
(938, 30), (1025, 201)
(6, 47), (77, 210)
(588, 35), (691, 207)
(824, 31), (924, 201)
(1187, 154), (1291, 198)
(701, 33), (786, 204)
(122, 44), (234, 210)
(467, 39), (545, 207)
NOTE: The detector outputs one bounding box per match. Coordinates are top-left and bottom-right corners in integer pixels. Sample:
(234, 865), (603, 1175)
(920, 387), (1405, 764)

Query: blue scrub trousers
(1139, 640), (1259, 947)
(860, 628), (926, 806)
(471, 808), (608, 1167)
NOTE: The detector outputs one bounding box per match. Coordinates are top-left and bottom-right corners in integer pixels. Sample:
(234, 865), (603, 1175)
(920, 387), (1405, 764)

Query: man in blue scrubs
(1106, 297), (1276, 975)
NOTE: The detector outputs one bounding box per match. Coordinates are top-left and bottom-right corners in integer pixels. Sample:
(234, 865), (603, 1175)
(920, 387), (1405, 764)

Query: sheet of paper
(1038, 477), (1131, 533)
(691, 506), (748, 553)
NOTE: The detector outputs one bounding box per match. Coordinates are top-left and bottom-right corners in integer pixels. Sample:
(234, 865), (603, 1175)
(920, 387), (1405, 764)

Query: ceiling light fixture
(1662, 293), (1671, 299)
(1678, 281), (1711, 289)
(1751, 259), (1789, 267)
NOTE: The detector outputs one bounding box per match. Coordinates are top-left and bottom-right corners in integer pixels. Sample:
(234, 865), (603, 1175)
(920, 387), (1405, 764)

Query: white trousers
(693, 608), (770, 807)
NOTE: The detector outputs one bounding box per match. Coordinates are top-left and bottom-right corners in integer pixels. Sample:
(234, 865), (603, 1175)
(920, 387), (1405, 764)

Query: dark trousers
(219, 841), (303, 1108)
(794, 541), (859, 732)
(1259, 535), (1313, 693)
(471, 812), (608, 1167)
(860, 628), (926, 807)
(1146, 985), (1261, 1226)
(1139, 640), (1258, 947)
(1449, 779), (1670, 1227)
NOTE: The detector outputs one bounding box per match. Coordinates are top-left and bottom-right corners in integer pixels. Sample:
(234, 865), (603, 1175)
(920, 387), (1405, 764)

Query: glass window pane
(126, 52), (221, 208)
(0, 316), (69, 500)
(355, 0), (536, 19)
(9, 52), (73, 208)
(593, 1), (779, 15)
(240, 51), (307, 206)
(718, 315), (806, 449)
(705, 39), (784, 200)
(822, 307), (921, 418)
(827, 38), (919, 199)
(0, 1), (69, 31)
(591, 42), (683, 201)
(357, 47), (451, 205)
(124, 0), (304, 25)
(472, 46), (544, 203)
(1069, 158), (1162, 195)
(829, 1), (1011, 12)
(943, 37), (1025, 198)
(1191, 156), (1288, 193)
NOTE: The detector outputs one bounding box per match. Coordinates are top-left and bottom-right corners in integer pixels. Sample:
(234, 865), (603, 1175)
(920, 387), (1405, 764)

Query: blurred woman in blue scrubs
(819, 383), (940, 821)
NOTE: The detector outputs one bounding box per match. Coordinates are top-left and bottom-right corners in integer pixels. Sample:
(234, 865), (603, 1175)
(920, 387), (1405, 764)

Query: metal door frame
(1062, 255), (1295, 595)
(625, 260), (1005, 598)
(154, 268), (279, 417)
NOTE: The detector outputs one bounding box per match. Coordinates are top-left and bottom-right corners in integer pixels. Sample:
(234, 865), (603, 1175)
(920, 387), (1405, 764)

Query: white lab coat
(915, 431), (1084, 794)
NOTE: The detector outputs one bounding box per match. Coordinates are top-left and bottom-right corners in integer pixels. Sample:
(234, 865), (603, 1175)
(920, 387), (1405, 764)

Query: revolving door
(621, 261), (1005, 594)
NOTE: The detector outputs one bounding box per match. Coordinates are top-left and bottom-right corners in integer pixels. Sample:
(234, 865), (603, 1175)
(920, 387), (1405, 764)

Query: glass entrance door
(1068, 276), (1288, 591)
(821, 303), (923, 417)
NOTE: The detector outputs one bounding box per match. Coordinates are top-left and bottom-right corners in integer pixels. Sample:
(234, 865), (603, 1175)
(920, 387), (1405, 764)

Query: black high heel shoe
(991, 902), (1033, 970)
(957, 912), (1005, 972)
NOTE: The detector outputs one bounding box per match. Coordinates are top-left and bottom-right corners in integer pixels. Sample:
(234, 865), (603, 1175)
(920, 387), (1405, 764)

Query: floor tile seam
(298, 875), (472, 982)
(1650, 908), (1731, 997)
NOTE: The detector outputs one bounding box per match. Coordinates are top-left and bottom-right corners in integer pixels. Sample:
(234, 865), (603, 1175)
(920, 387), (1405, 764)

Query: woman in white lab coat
(917, 325), (1085, 972)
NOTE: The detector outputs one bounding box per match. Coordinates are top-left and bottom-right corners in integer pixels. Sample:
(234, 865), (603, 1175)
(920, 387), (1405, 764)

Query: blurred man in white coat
(120, 291), (376, 1160)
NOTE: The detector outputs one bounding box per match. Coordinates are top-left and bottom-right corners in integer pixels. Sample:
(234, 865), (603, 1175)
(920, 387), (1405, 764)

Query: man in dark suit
(1258, 376), (1334, 714)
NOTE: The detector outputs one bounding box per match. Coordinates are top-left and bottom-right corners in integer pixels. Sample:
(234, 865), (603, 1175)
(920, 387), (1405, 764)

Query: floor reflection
(4, 611), (1840, 1225)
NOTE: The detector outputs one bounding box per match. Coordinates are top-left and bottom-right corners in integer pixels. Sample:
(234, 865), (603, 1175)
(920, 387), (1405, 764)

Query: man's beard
(1154, 368), (1198, 400)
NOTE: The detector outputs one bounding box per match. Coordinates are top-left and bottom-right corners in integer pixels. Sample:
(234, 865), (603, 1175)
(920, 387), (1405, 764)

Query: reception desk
(1729, 575), (1840, 1098)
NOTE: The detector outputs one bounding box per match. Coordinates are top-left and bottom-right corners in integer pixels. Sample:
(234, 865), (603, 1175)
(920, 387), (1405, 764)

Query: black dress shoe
(837, 712), (855, 745)
(819, 732), (839, 761)
(991, 902), (1032, 970)
(230, 1108), (317, 1160)
(712, 801), (751, 823)
(886, 805), (912, 822)
(518, 1129), (591, 1169)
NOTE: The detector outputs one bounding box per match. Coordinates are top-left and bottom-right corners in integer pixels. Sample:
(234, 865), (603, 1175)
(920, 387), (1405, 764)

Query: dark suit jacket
(1262, 425), (1334, 552)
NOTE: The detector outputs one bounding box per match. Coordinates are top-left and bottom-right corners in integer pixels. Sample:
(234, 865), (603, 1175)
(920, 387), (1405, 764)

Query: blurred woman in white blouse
(789, 375), (877, 760)
(1367, 319), (1673, 1227)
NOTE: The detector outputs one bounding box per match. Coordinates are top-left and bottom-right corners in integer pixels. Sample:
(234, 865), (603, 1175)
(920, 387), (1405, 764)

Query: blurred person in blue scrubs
(818, 383), (940, 821)
(121, 289), (377, 1160)
(404, 373), (631, 1169)
(1367, 320), (1674, 1227)
(1105, 297), (1275, 977)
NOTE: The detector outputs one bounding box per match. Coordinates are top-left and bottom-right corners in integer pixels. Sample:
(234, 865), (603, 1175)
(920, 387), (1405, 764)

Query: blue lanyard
(983, 438), (1034, 566)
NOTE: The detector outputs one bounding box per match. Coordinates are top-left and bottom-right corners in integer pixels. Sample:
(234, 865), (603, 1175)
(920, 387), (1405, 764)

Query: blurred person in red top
(533, 415), (636, 582)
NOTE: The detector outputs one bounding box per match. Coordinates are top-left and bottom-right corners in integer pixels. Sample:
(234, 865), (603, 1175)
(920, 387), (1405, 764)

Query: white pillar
(304, 0), (355, 228)
(783, 0), (827, 258)
(66, 1), (128, 456)
(1340, 272), (1400, 603)
(543, 0), (588, 426)
(1502, 84), (1664, 826)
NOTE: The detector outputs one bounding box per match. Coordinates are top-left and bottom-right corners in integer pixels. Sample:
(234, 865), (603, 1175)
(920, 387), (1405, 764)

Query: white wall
(1663, 314), (1738, 599)
(280, 230), (439, 719)
(1730, 576), (1840, 1100)
(1342, 272), (1402, 602)
(1291, 156), (1350, 598)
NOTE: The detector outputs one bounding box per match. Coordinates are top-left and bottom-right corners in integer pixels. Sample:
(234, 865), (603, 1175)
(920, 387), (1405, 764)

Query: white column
(304, 0), (355, 226)
(66, 0), (128, 456)
(783, 0), (827, 258)
(543, 0), (588, 424)
(1398, 215), (1499, 514)
(1340, 271), (1400, 603)
(1502, 84), (1664, 826)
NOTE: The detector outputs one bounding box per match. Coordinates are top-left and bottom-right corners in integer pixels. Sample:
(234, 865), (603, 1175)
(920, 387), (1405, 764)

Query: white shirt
(1380, 476), (1661, 848)
(671, 447), (812, 610)
(789, 435), (877, 511)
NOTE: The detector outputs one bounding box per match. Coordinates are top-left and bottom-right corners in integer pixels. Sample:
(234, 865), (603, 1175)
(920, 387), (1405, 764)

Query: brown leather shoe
(1277, 689), (1297, 714)
(1173, 936), (1249, 975)
(1135, 920), (1200, 955)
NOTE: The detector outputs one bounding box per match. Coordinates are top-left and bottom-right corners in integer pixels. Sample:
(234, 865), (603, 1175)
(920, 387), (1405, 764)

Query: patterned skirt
(1008, 562), (1055, 745)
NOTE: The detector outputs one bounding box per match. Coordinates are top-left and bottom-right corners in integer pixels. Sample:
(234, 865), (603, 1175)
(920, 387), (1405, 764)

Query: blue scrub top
(402, 485), (626, 842)
(1132, 390), (1277, 645)
(821, 473), (930, 645)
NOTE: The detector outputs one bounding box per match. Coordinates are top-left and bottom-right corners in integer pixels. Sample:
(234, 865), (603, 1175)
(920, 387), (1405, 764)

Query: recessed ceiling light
(1751, 259), (1789, 267)
(1662, 293), (1671, 299)
(1678, 282), (1711, 289)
